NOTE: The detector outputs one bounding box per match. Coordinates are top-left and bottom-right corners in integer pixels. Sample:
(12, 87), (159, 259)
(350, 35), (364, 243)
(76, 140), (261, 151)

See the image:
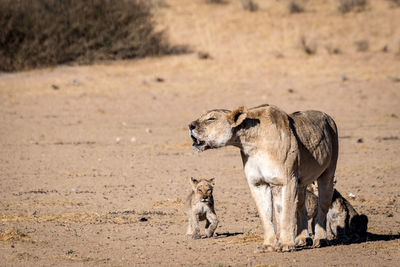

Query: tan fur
(189, 104), (338, 251)
(185, 177), (218, 239)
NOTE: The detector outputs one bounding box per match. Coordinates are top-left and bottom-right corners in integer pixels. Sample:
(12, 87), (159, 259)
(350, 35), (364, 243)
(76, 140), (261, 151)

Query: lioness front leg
(248, 182), (278, 251)
(279, 177), (297, 252)
(205, 212), (218, 238)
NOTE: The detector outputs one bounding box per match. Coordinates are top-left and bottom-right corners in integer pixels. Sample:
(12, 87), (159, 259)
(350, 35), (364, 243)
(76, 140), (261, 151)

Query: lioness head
(190, 177), (215, 203)
(188, 107), (248, 152)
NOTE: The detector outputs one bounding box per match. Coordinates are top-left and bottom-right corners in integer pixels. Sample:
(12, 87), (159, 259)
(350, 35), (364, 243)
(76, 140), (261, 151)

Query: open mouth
(190, 133), (205, 147)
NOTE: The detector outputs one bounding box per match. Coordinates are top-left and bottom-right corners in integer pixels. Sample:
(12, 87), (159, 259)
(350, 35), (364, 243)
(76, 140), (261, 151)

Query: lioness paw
(253, 244), (277, 253)
(312, 238), (330, 248)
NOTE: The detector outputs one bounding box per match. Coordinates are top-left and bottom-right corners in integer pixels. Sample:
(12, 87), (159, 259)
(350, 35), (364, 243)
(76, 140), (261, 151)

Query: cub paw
(190, 234), (202, 239)
(296, 237), (312, 247)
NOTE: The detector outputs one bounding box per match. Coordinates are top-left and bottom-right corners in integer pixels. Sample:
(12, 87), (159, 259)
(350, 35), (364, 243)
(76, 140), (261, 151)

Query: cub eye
(198, 188), (202, 192)
(206, 117), (216, 121)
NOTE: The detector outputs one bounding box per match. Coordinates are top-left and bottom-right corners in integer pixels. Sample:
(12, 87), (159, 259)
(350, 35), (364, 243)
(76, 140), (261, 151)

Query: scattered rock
(51, 84), (59, 90)
(357, 138), (363, 143)
(197, 52), (212, 59)
(348, 193), (356, 199)
(116, 137), (121, 143)
(145, 128), (152, 134)
(288, 88), (294, 93)
(130, 136), (137, 143)
(139, 217), (148, 222)
(155, 77), (164, 83)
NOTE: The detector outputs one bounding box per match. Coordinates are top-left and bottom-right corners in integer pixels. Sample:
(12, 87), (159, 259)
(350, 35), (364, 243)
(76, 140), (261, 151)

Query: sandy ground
(1, 0), (400, 266)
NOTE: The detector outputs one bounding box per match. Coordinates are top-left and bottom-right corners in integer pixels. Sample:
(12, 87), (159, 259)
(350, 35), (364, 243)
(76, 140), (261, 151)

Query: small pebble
(116, 137), (121, 143)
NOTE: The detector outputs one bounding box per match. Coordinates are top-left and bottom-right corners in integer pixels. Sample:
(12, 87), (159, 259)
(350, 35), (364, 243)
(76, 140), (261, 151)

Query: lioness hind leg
(295, 186), (309, 247)
(314, 170), (335, 247)
(279, 177), (297, 252)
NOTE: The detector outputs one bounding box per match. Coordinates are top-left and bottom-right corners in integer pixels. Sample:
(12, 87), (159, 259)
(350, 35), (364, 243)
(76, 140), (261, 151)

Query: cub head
(188, 106), (248, 152)
(190, 177), (215, 203)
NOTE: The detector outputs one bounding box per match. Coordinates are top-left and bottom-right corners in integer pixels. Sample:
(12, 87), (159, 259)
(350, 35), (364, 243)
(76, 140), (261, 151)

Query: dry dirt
(1, 0), (400, 266)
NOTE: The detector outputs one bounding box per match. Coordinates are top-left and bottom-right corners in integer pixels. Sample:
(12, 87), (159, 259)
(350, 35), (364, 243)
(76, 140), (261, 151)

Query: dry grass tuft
(336, 0), (368, 13)
(0, 212), (136, 224)
(287, 0), (305, 13)
(239, 0), (259, 12)
(0, 0), (188, 72)
(0, 229), (33, 242)
(153, 199), (184, 207)
(386, 0), (400, 7)
(227, 232), (263, 244)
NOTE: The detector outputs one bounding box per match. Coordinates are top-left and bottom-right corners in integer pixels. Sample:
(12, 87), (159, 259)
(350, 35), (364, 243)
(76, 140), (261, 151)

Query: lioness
(185, 177), (218, 239)
(189, 104), (338, 251)
(273, 186), (368, 241)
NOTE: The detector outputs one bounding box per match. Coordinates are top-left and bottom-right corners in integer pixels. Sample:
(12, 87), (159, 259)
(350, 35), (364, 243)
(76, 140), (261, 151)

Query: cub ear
(190, 177), (199, 188)
(227, 106), (248, 127)
(208, 178), (215, 186)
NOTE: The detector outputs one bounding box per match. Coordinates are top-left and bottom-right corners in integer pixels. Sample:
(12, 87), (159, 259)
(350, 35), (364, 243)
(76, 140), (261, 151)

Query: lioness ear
(190, 177), (199, 189)
(227, 106), (248, 127)
(208, 178), (215, 186)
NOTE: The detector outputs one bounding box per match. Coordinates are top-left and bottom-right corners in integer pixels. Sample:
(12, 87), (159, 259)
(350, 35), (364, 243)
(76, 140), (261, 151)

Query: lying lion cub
(272, 186), (368, 242)
(185, 177), (218, 239)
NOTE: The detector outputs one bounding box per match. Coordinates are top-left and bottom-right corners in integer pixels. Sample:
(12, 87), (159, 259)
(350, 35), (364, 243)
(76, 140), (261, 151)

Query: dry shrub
(354, 40), (369, 52)
(287, 0), (305, 13)
(239, 0), (259, 12)
(336, 0), (368, 13)
(0, 0), (187, 72)
(386, 0), (400, 7)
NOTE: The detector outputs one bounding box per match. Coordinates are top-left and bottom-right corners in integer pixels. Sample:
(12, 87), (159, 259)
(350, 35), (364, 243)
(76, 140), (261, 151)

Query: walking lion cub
(185, 177), (218, 239)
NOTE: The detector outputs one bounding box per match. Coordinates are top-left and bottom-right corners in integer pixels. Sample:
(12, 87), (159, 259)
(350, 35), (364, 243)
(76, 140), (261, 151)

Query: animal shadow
(214, 232), (243, 239)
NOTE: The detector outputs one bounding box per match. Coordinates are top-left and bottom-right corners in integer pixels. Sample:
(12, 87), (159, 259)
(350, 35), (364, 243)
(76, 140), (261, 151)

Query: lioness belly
(244, 155), (285, 186)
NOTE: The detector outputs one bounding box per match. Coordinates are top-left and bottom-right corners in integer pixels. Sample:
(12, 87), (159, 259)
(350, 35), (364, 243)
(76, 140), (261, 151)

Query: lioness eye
(207, 117), (216, 121)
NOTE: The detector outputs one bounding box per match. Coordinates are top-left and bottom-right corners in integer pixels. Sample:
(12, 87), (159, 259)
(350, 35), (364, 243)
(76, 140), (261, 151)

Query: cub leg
(190, 212), (201, 239)
(248, 182), (278, 251)
(205, 212), (218, 238)
(279, 177), (298, 252)
(186, 212), (193, 235)
(295, 185), (309, 247)
(314, 170), (335, 247)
